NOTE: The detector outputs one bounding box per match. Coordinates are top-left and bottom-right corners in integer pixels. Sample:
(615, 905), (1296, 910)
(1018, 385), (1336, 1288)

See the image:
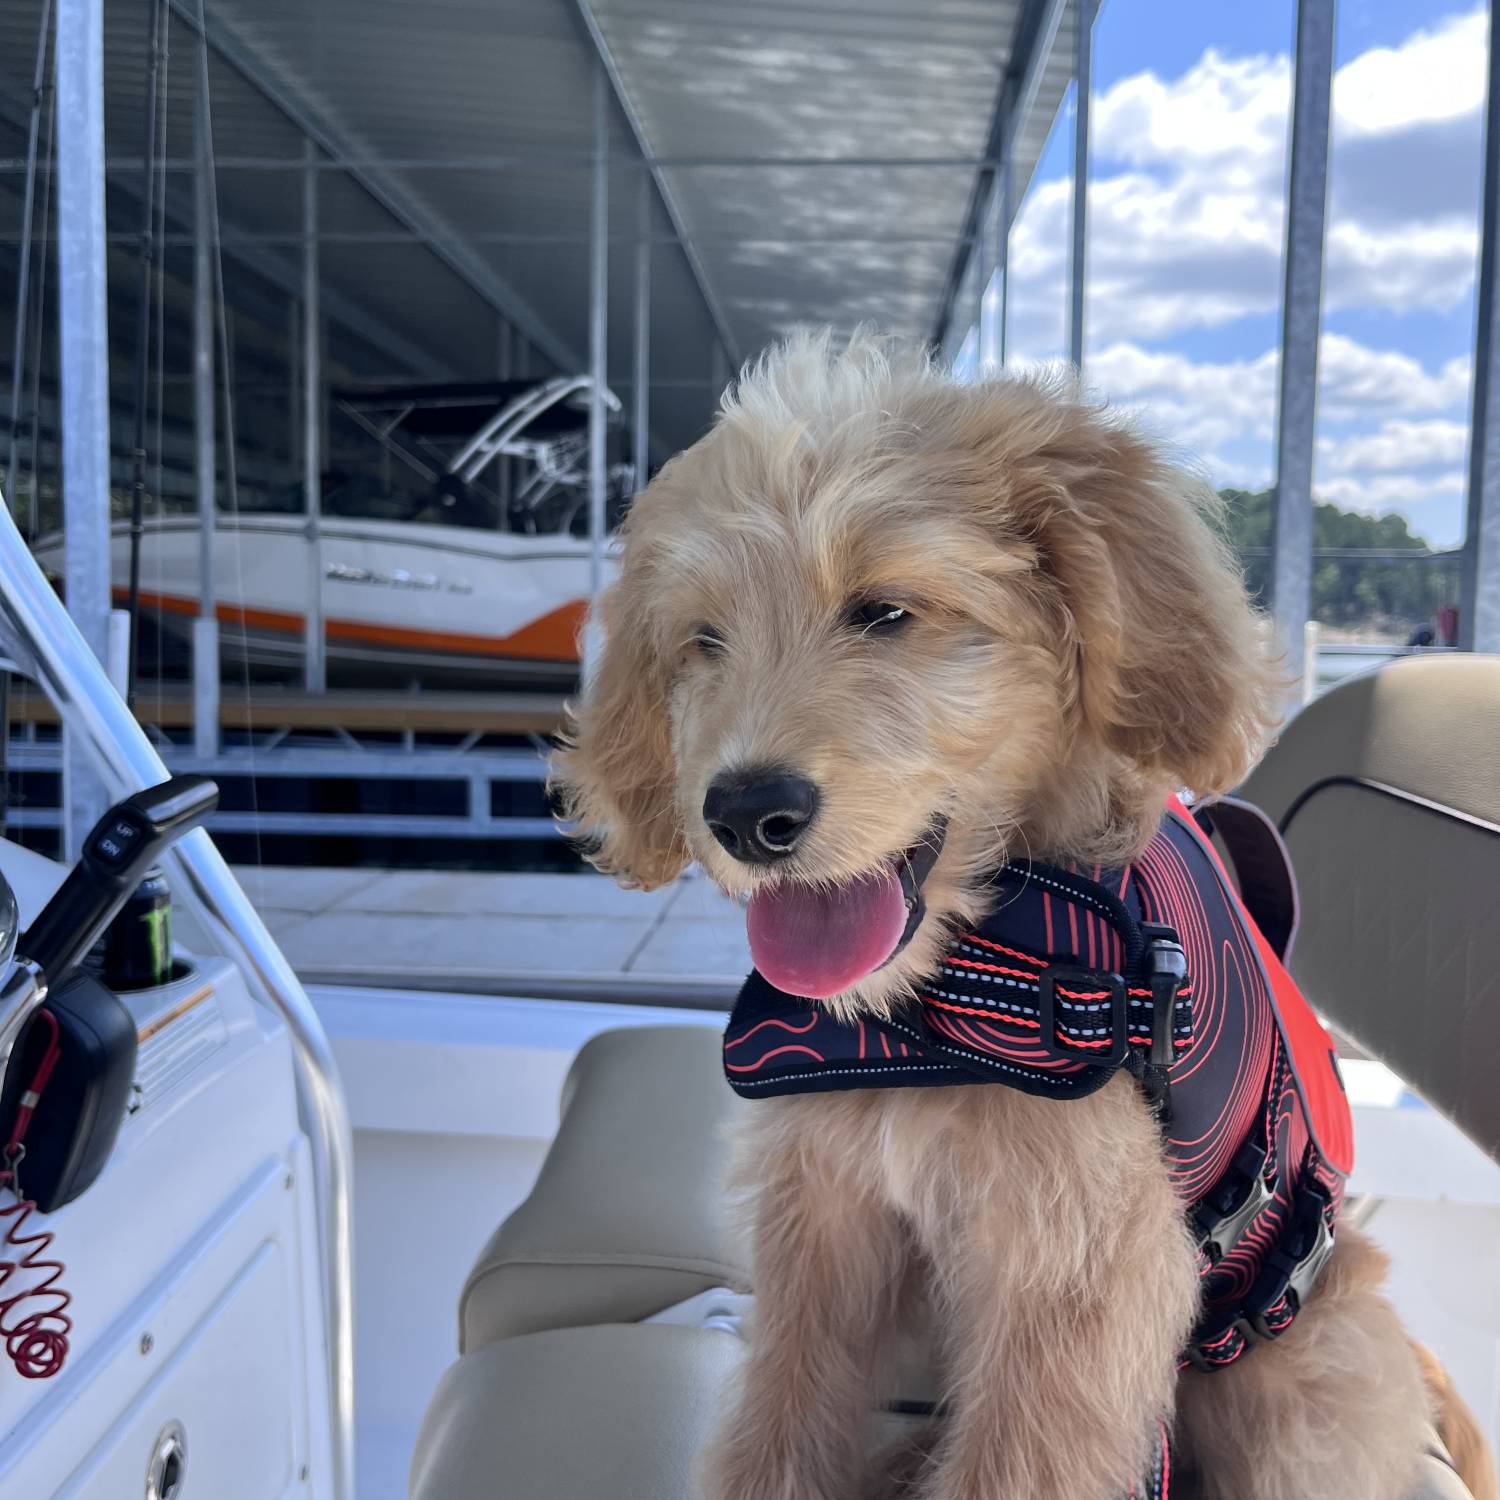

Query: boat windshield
(248, 473), (501, 531)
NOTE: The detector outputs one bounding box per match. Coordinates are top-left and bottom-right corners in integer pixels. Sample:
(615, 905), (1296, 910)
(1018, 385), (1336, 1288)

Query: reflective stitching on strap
(730, 1061), (959, 1089)
(1001, 865), (1121, 927)
(883, 1014), (1083, 1087)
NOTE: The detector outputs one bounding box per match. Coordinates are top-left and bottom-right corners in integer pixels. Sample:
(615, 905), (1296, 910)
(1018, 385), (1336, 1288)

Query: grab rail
(0, 491), (355, 1500)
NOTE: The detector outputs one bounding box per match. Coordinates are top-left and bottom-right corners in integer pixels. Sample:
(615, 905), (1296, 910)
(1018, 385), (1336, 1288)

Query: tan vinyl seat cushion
(1239, 654), (1500, 1157)
(424, 1019), (1477, 1499)
(410, 1323), (743, 1500)
(409, 1324), (1473, 1500)
(459, 1025), (751, 1352)
(1244, 654), (1500, 833)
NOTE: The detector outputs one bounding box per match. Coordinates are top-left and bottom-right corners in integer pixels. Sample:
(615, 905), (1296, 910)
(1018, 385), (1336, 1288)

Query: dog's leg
(702, 1099), (909, 1500)
(1177, 1226), (1434, 1500)
(910, 1083), (1199, 1500)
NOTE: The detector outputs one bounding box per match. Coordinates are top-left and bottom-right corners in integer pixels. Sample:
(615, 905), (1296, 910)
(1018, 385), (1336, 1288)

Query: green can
(104, 867), (174, 990)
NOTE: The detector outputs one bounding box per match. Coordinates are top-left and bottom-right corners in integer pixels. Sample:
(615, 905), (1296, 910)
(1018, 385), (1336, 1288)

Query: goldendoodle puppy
(553, 332), (1493, 1500)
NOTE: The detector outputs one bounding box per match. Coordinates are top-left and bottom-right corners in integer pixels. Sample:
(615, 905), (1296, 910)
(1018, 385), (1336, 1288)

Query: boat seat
(411, 1323), (744, 1500)
(414, 1014), (1478, 1499)
(417, 658), (1500, 1498)
(1238, 653), (1500, 1158)
(457, 1024), (751, 1353)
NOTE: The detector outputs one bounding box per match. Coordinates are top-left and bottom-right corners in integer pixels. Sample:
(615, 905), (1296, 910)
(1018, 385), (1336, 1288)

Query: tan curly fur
(552, 331), (1490, 1499)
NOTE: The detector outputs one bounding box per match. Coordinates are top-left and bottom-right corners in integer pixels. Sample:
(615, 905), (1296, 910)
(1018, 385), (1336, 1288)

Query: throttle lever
(0, 776), (218, 1078)
(21, 776), (218, 985)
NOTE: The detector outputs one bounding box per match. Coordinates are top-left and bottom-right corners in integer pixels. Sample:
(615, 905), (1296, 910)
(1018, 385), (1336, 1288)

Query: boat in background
(30, 377), (632, 690)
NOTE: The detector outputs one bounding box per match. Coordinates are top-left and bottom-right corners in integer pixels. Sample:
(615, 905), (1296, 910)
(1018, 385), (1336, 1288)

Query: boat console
(0, 783), (336, 1498)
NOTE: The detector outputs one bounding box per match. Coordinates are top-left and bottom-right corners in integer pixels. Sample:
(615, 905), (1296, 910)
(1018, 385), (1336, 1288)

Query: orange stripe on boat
(114, 588), (586, 662)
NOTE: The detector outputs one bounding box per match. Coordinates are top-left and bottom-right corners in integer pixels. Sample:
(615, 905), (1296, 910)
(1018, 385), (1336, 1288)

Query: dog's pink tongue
(747, 868), (908, 999)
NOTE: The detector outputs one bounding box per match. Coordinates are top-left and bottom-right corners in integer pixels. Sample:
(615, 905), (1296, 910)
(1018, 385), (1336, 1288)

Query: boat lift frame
(0, 0), (1485, 850)
(10, 0), (1495, 821)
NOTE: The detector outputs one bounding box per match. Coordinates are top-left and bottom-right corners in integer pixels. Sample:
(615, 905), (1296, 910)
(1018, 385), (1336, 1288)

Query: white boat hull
(32, 515), (613, 688)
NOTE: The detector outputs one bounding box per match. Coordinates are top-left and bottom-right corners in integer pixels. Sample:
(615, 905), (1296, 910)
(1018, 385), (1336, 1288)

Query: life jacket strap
(1023, 930), (1194, 1071)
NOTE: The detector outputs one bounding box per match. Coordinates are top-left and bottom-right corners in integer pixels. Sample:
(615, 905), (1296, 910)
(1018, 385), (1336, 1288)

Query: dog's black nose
(703, 769), (819, 865)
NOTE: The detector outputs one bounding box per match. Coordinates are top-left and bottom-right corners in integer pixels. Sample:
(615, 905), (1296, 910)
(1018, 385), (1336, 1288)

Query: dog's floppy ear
(1007, 401), (1281, 794)
(550, 555), (690, 890)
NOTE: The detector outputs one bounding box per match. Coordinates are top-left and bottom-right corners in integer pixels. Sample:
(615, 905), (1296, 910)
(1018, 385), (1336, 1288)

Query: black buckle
(1244, 1181), (1336, 1340)
(1140, 923), (1188, 1066)
(1037, 968), (1129, 1067)
(1192, 1137), (1274, 1262)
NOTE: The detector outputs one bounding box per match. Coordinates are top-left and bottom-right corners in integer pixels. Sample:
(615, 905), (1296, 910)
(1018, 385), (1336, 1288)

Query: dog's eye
(847, 601), (911, 637)
(691, 625), (726, 655)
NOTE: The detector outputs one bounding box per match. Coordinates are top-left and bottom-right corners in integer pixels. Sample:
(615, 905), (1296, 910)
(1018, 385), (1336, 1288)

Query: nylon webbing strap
(1192, 795), (1299, 962)
(933, 931), (1195, 1067)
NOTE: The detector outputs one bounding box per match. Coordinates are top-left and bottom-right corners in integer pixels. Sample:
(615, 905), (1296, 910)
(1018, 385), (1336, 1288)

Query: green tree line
(1218, 487), (1458, 636)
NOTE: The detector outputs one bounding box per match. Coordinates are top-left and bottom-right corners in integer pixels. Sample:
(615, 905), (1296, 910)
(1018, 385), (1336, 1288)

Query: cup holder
(111, 957), (195, 994)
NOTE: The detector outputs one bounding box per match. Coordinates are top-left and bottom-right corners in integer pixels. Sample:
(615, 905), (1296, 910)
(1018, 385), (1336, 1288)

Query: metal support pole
(5, 0), (54, 527)
(495, 318), (512, 519)
(978, 139), (1006, 374)
(997, 153), (1012, 368)
(288, 295), (301, 474)
(302, 138), (325, 693)
(931, 0), (1067, 351)
(584, 61), (609, 680)
(1270, 0), (1336, 684)
(633, 170), (651, 491)
(54, 0), (112, 858)
(976, 175), (996, 372)
(1460, 0), (1500, 652)
(1069, 0), (1094, 371)
(192, 86), (219, 757)
(124, 0), (166, 709)
(587, 66), (609, 599)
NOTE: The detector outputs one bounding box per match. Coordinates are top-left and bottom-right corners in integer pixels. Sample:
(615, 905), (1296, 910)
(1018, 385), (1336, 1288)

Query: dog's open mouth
(745, 822), (947, 999)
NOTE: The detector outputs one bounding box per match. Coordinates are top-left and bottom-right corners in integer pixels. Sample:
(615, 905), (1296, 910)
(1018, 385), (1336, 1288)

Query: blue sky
(988, 0), (1485, 547)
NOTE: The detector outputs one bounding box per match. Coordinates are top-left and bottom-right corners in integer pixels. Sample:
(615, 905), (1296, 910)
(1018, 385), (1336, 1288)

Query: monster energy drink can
(104, 867), (174, 990)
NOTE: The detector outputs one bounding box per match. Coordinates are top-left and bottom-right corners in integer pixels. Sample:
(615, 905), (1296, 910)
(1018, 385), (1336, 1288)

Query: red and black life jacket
(722, 796), (1353, 1492)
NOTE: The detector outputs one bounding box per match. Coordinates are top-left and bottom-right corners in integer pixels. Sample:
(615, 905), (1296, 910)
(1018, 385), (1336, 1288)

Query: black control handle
(20, 776), (219, 987)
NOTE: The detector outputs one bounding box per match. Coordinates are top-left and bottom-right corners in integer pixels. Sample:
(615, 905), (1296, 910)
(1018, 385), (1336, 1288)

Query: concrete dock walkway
(230, 864), (751, 1000)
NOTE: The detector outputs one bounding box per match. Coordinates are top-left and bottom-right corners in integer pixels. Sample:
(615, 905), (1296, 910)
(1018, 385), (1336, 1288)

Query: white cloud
(1313, 471), (1465, 529)
(1318, 418), (1471, 474)
(1092, 48), (1291, 171)
(1076, 334), (1472, 543)
(983, 10), (1484, 545)
(1014, 6), (1487, 348)
(1334, 11), (1487, 135)
(1086, 334), (1470, 440)
(1086, 340), (1279, 453)
(1315, 335), (1471, 419)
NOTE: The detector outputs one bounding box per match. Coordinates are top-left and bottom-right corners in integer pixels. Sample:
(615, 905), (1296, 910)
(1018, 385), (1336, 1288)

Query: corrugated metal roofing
(586, 0), (1048, 356)
(2, 0), (1079, 469)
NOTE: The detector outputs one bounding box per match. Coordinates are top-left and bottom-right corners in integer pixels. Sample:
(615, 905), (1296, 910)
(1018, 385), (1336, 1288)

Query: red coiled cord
(0, 1008), (72, 1380)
